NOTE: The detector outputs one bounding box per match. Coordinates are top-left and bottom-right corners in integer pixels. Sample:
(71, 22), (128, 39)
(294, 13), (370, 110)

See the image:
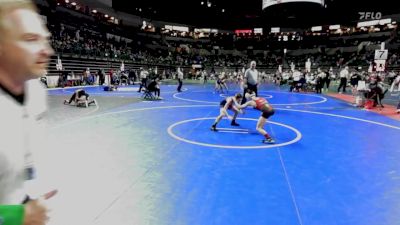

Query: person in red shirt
(238, 91), (275, 144)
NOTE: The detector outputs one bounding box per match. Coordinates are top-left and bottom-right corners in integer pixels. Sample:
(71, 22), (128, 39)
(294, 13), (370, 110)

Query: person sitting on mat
(364, 76), (386, 108)
(147, 77), (162, 99)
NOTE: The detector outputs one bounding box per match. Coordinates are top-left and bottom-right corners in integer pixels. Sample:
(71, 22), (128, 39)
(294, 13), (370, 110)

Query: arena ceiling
(109, 0), (397, 28)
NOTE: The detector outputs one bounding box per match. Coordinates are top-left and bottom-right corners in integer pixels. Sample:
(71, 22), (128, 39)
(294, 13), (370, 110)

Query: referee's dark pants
(242, 83), (258, 104)
(177, 78), (183, 92)
(337, 77), (347, 93)
(138, 78), (147, 92)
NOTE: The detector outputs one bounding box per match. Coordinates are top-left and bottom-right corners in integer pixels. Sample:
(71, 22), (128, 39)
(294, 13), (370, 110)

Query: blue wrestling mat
(44, 83), (400, 225)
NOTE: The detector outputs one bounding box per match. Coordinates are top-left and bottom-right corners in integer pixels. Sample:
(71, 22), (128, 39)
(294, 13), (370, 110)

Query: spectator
(128, 69), (136, 84)
(389, 74), (400, 113)
(290, 69), (302, 92)
(365, 76), (386, 108)
(98, 69), (105, 85)
(177, 67), (184, 92)
(147, 77), (162, 99)
(338, 66), (350, 93)
(316, 68), (326, 94)
(350, 69), (362, 95)
(138, 67), (149, 92)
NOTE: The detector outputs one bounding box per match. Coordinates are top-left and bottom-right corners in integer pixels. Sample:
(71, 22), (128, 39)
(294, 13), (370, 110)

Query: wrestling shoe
(93, 99), (97, 106)
(89, 99), (97, 106)
(262, 138), (275, 144)
(231, 121), (240, 126)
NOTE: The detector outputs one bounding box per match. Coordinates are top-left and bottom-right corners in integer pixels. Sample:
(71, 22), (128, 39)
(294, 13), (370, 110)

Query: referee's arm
(255, 70), (259, 86)
(244, 69), (249, 88)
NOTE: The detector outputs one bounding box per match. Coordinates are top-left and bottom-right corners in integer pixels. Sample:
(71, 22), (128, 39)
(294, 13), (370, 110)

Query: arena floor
(41, 83), (400, 225)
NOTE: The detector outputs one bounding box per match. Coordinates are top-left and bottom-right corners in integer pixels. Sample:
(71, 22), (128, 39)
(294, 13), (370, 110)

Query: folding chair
(141, 88), (157, 100)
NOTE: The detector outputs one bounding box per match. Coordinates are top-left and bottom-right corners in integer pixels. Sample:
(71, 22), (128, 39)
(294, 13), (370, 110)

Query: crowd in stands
(272, 66), (400, 109)
(34, 0), (400, 84)
(36, 1), (400, 70)
(33, 0), (400, 112)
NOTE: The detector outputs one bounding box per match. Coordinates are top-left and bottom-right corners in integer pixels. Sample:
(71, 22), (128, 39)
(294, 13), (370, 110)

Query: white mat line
(217, 130), (249, 134)
(217, 128), (249, 132)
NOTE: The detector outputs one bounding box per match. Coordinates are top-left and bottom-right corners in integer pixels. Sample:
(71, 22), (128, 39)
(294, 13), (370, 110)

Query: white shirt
(305, 74), (312, 83)
(140, 70), (148, 79)
(244, 68), (258, 85)
(0, 79), (47, 204)
(282, 72), (290, 81)
(290, 63), (295, 72)
(305, 61), (311, 71)
(293, 71), (302, 81)
(340, 69), (349, 78)
(177, 69), (184, 79)
(390, 76), (400, 92)
(329, 71), (336, 79)
(318, 72), (327, 79)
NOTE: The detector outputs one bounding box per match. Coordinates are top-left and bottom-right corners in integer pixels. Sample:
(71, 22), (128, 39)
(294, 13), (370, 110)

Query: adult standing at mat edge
(177, 67), (184, 92)
(242, 61), (259, 104)
(0, 0), (57, 224)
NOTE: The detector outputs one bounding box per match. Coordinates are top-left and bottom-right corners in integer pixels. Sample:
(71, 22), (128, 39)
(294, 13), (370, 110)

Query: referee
(242, 61), (259, 104)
